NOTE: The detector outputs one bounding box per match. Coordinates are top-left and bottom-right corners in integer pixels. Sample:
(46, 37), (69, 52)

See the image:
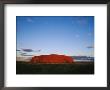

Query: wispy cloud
(21, 52), (27, 55)
(21, 48), (41, 52)
(16, 49), (21, 51)
(87, 46), (94, 49)
(22, 49), (33, 52)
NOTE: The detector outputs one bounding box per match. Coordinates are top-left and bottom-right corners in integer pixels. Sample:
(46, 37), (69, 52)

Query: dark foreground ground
(16, 61), (94, 74)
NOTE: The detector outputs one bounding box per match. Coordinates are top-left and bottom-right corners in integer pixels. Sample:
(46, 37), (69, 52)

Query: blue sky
(16, 16), (94, 56)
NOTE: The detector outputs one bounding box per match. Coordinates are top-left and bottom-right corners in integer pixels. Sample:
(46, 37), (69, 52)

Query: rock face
(31, 54), (74, 63)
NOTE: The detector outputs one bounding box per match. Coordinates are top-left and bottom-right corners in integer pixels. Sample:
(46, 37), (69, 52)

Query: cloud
(27, 18), (33, 23)
(21, 48), (41, 52)
(22, 49), (33, 52)
(21, 54), (33, 56)
(36, 49), (41, 52)
(20, 53), (33, 56)
(16, 49), (21, 51)
(87, 46), (94, 49)
(21, 53), (27, 55)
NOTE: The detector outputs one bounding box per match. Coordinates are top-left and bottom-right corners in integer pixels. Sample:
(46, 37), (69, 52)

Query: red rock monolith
(31, 54), (74, 63)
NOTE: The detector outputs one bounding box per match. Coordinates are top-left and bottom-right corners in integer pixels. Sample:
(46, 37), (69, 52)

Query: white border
(5, 4), (107, 87)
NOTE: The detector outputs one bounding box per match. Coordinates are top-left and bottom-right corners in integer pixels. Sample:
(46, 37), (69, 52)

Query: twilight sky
(16, 16), (94, 57)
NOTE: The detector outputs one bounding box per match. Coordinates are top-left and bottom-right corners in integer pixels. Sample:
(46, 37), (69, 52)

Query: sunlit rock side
(31, 54), (74, 63)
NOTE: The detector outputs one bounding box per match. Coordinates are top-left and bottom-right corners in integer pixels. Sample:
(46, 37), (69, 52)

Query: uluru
(31, 54), (74, 63)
